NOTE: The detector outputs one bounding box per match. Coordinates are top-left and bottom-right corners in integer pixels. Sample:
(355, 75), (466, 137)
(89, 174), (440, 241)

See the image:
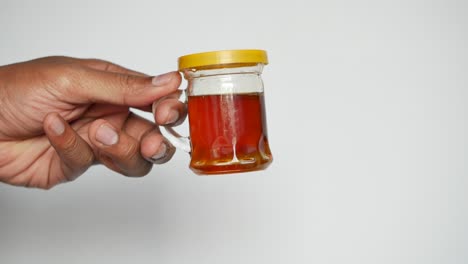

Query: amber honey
(187, 93), (273, 174)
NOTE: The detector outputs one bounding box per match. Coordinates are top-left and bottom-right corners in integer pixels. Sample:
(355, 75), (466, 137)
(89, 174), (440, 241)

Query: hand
(0, 56), (186, 189)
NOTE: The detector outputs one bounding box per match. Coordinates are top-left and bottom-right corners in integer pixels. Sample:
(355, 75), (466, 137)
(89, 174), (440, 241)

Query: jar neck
(182, 64), (264, 80)
(183, 64), (265, 96)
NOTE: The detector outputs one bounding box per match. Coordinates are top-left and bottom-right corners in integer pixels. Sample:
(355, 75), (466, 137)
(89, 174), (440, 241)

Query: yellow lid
(178, 49), (268, 70)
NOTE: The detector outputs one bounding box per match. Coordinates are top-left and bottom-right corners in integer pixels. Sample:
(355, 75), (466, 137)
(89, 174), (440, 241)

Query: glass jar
(164, 49), (273, 174)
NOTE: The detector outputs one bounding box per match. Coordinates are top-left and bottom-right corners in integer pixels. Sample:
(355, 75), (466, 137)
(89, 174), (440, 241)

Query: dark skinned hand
(0, 56), (186, 189)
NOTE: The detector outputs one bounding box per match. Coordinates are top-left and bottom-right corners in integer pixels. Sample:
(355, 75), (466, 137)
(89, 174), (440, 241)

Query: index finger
(72, 68), (182, 107)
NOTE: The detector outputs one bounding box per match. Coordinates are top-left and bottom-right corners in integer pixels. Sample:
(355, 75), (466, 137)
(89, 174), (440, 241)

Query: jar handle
(161, 126), (191, 153)
(154, 91), (191, 153)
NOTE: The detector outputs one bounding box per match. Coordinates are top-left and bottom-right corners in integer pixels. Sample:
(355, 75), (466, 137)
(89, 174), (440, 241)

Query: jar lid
(178, 49), (268, 70)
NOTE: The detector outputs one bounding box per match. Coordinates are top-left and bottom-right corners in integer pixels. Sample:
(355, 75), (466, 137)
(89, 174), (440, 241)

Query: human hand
(0, 56), (186, 189)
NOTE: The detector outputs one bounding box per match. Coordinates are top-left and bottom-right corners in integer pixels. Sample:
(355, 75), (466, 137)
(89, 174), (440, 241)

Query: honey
(188, 93), (272, 174)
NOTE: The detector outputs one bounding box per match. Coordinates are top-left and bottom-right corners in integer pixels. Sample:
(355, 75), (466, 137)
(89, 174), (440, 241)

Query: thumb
(74, 69), (182, 107)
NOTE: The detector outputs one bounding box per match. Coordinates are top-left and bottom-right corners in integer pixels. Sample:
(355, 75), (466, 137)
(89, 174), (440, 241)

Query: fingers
(140, 132), (176, 164)
(123, 113), (176, 164)
(43, 113), (95, 182)
(122, 112), (159, 141)
(88, 119), (152, 177)
(152, 91), (187, 126)
(75, 58), (157, 114)
(75, 69), (182, 107)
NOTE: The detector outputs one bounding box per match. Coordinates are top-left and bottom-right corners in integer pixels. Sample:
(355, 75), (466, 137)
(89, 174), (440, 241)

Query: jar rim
(178, 49), (268, 71)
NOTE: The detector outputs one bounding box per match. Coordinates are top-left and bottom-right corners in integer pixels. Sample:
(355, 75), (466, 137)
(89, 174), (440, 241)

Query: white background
(1, 0), (467, 263)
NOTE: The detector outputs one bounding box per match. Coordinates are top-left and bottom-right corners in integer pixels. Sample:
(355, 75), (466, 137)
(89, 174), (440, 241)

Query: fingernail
(151, 143), (167, 160)
(96, 124), (118, 146)
(152, 72), (173, 86)
(165, 110), (179, 125)
(50, 115), (65, 136)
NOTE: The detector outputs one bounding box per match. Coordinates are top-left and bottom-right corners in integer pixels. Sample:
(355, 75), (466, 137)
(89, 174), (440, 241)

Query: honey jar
(163, 49), (273, 174)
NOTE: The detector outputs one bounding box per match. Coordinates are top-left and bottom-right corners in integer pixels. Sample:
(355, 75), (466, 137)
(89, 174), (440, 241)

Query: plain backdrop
(1, 0), (467, 263)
